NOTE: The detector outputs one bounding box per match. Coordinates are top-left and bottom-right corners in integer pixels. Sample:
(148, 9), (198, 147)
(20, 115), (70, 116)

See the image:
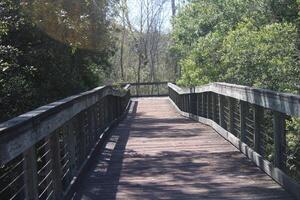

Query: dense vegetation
(0, 0), (115, 122)
(172, 0), (300, 93)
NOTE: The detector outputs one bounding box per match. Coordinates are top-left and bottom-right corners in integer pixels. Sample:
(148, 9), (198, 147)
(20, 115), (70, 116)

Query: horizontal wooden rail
(123, 82), (170, 97)
(168, 82), (300, 200)
(168, 82), (300, 117)
(0, 85), (131, 199)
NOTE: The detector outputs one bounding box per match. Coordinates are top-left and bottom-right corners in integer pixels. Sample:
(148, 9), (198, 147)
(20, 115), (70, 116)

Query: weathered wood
(254, 105), (263, 154)
(201, 93), (205, 117)
(66, 121), (77, 177)
(219, 95), (226, 128)
(0, 85), (130, 165)
(169, 97), (300, 200)
(212, 94), (217, 122)
(49, 132), (63, 199)
(206, 93), (210, 119)
(196, 94), (200, 116)
(168, 82), (300, 117)
(74, 97), (294, 200)
(23, 146), (39, 200)
(273, 112), (286, 169)
(240, 101), (248, 142)
(228, 98), (235, 134)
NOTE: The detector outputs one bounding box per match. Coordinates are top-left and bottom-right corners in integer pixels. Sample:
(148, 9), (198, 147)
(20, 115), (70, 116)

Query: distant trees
(0, 0), (116, 122)
(111, 0), (176, 84)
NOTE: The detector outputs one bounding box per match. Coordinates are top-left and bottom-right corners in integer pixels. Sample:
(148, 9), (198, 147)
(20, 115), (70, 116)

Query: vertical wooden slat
(23, 147), (39, 200)
(273, 112), (286, 169)
(66, 121), (77, 177)
(228, 98), (234, 133)
(219, 95), (226, 128)
(196, 94), (200, 116)
(201, 93), (205, 117)
(240, 101), (248, 142)
(49, 132), (63, 199)
(206, 93), (210, 119)
(254, 105), (263, 154)
(212, 94), (217, 122)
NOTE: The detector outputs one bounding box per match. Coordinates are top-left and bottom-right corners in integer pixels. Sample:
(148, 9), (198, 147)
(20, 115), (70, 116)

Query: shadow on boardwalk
(72, 98), (294, 200)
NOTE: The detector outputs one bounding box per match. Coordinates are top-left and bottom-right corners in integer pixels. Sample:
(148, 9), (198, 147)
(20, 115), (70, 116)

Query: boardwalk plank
(72, 97), (294, 200)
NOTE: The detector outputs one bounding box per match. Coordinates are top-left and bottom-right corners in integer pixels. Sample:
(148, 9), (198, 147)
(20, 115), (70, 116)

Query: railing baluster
(254, 105), (263, 154)
(212, 94), (217, 122)
(196, 94), (200, 116)
(206, 93), (210, 119)
(219, 95), (226, 128)
(240, 101), (248, 142)
(228, 98), (235, 133)
(23, 147), (39, 200)
(273, 112), (286, 169)
(49, 132), (63, 199)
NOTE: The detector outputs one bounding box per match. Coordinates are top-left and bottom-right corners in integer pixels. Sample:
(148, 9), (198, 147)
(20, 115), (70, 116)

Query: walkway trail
(73, 97), (293, 200)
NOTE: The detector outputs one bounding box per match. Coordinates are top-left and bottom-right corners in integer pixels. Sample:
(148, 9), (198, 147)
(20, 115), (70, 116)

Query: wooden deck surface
(73, 97), (294, 200)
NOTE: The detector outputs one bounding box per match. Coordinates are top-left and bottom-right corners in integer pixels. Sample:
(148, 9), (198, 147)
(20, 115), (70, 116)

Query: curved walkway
(73, 97), (294, 200)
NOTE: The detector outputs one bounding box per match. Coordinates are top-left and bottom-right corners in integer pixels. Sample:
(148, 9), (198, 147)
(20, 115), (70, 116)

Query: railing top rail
(0, 85), (130, 164)
(122, 81), (169, 86)
(168, 82), (300, 117)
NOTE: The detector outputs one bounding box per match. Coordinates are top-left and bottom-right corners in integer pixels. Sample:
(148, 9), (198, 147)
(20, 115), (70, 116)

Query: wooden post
(219, 95), (226, 128)
(66, 121), (77, 177)
(240, 101), (248, 142)
(212, 94), (217, 122)
(228, 98), (235, 134)
(254, 105), (263, 154)
(206, 93), (210, 119)
(23, 146), (39, 200)
(273, 112), (286, 169)
(201, 93), (204, 116)
(49, 132), (63, 199)
(196, 94), (200, 116)
(191, 94), (197, 115)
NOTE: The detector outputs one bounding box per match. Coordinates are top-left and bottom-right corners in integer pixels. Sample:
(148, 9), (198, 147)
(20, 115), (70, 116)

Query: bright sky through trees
(127, 0), (173, 32)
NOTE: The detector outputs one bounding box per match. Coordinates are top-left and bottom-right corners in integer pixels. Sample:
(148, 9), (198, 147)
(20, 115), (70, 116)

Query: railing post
(219, 95), (226, 128)
(196, 94), (200, 116)
(206, 93), (210, 119)
(212, 93), (217, 122)
(191, 93), (197, 115)
(240, 101), (248, 142)
(66, 121), (77, 176)
(273, 112), (286, 169)
(23, 146), (39, 200)
(49, 132), (63, 199)
(228, 98), (235, 133)
(201, 93), (205, 117)
(254, 105), (263, 154)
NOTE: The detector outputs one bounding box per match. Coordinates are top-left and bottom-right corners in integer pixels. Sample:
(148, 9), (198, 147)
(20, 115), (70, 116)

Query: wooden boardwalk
(73, 97), (294, 200)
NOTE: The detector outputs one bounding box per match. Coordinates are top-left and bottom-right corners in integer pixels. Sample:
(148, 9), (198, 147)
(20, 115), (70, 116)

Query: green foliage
(172, 0), (300, 92)
(0, 0), (115, 122)
(221, 20), (299, 91)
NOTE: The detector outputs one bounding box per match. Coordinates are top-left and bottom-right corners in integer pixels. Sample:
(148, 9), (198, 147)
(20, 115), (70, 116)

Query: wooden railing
(168, 82), (300, 199)
(0, 85), (130, 200)
(122, 82), (169, 97)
